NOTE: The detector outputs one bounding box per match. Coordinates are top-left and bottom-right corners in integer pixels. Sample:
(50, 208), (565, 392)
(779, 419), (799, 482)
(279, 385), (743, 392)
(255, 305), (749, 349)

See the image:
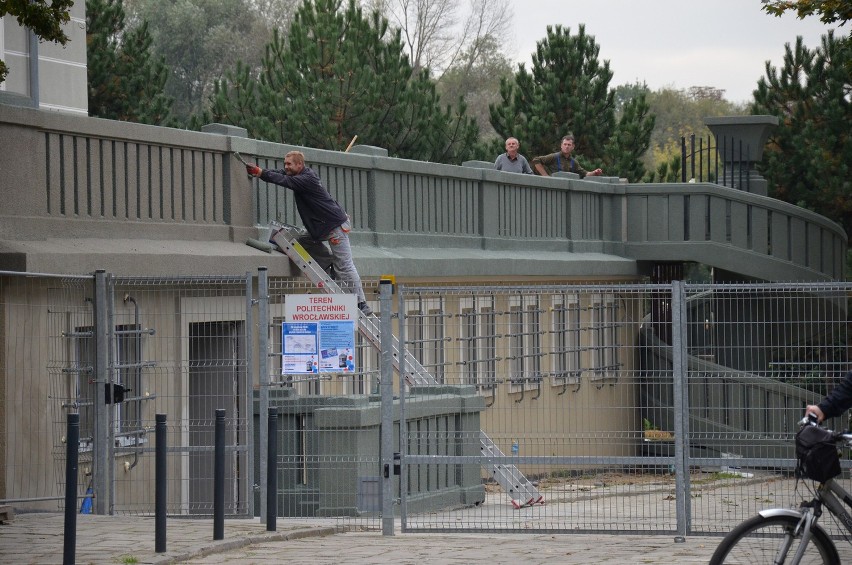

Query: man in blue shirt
(246, 151), (372, 315)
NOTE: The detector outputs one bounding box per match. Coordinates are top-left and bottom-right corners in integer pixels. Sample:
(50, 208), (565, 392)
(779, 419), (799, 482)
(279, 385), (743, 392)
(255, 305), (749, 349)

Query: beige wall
(1, 278), (251, 513)
(441, 290), (642, 462)
(2, 277), (77, 509)
(1, 2), (88, 114)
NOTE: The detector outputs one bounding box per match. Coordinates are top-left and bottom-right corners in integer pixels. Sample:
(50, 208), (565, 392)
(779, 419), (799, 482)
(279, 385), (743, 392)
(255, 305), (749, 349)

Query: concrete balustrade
(0, 103), (845, 281)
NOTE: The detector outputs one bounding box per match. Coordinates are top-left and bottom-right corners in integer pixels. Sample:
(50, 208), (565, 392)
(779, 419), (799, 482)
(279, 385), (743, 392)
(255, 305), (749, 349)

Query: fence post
(396, 287), (409, 530)
(689, 134), (696, 181)
(244, 272), (255, 518)
(155, 414), (167, 553)
(258, 266), (269, 523)
(214, 409), (225, 540)
(63, 413), (79, 565)
(266, 408), (278, 532)
(671, 280), (691, 540)
(92, 270), (109, 515)
(379, 279), (395, 536)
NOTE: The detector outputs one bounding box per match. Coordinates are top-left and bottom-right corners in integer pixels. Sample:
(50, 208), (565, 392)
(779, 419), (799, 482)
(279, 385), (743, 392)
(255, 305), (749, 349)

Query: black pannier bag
(795, 425), (842, 483)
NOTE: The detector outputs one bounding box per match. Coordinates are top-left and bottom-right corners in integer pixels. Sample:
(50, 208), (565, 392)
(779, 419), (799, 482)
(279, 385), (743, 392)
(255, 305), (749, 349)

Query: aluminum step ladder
(267, 222), (543, 508)
(269, 223), (433, 387)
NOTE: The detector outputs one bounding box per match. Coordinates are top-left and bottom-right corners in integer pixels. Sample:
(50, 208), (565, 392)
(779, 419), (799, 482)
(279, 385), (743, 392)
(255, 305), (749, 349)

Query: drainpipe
(28, 28), (39, 107)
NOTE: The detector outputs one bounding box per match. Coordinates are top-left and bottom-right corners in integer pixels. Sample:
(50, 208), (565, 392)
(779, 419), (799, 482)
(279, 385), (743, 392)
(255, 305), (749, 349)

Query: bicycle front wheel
(710, 514), (839, 564)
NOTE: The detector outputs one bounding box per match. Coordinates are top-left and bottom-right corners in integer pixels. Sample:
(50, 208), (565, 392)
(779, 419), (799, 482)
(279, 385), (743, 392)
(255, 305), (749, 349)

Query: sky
(508, 0), (840, 104)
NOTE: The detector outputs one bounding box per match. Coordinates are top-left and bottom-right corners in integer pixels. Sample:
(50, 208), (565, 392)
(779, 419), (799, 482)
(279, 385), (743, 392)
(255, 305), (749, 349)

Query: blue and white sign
(281, 322), (319, 374)
(317, 321), (356, 372)
(282, 294), (358, 374)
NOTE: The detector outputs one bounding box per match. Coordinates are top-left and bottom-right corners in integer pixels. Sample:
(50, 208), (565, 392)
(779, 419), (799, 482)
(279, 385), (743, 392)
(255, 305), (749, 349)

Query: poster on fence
(282, 294), (357, 374)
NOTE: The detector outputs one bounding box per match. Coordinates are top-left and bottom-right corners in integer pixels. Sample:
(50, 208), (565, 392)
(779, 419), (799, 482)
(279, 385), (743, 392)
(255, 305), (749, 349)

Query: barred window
(457, 295), (496, 390)
(509, 294), (543, 389)
(591, 296), (620, 383)
(73, 324), (145, 450)
(551, 294), (581, 385)
(407, 297), (445, 384)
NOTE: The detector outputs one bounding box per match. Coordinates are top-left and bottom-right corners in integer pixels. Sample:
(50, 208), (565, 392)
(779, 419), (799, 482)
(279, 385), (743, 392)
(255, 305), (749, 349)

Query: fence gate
(394, 282), (850, 535)
(43, 274), (255, 516)
(110, 275), (254, 516)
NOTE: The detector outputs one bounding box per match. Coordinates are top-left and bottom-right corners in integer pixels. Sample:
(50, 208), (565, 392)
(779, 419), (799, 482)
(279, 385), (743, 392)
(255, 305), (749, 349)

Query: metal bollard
(214, 409), (225, 540)
(63, 413), (79, 565)
(266, 408), (278, 531)
(155, 414), (167, 553)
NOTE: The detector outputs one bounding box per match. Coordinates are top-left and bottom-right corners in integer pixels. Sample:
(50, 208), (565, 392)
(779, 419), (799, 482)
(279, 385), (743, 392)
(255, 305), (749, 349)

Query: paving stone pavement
(0, 512), (335, 565)
(181, 531), (723, 564)
(0, 510), (727, 564)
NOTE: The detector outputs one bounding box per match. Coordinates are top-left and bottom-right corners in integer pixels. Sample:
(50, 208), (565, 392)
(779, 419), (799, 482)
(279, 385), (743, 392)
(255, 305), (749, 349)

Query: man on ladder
(246, 151), (373, 315)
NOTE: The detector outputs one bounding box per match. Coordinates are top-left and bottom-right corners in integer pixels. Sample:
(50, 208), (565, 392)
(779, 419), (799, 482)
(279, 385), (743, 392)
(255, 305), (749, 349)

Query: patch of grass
(119, 556), (139, 564)
(709, 472), (744, 480)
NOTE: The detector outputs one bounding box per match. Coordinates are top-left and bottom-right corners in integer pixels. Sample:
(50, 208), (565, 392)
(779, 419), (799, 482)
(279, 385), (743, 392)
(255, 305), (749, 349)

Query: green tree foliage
(249, 0), (301, 31)
(605, 94), (656, 183)
(642, 87), (747, 181)
(0, 0), (74, 84)
(761, 0), (851, 25)
(86, 0), (172, 124)
(752, 31), (851, 238)
(437, 35), (513, 141)
(613, 81), (651, 115)
(762, 0), (851, 79)
(488, 25), (654, 182)
(207, 0), (478, 163)
(125, 0), (270, 122)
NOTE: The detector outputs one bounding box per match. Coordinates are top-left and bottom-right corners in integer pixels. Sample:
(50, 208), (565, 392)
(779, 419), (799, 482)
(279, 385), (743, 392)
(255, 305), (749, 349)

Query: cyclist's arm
(814, 371), (852, 421)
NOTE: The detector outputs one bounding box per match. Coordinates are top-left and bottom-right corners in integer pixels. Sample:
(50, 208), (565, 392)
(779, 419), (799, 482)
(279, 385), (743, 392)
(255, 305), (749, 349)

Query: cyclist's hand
(805, 405), (825, 423)
(246, 164), (262, 177)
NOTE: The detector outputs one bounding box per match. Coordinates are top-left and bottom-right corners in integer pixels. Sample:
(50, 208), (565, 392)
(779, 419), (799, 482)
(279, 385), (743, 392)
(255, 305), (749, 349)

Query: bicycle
(710, 416), (852, 564)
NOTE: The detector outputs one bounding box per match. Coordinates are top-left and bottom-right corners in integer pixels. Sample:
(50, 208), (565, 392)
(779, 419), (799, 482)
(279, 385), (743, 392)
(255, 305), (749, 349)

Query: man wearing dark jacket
(806, 371), (852, 422)
(246, 151), (372, 315)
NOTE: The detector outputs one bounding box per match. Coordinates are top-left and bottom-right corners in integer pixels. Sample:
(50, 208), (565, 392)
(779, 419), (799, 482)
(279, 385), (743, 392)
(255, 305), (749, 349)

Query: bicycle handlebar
(799, 415), (852, 445)
(800, 413), (820, 427)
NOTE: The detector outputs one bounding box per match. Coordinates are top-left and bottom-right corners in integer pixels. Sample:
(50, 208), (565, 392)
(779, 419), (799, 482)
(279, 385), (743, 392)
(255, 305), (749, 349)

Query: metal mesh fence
(397, 284), (676, 532)
(2, 271), (850, 537)
(1, 273), (93, 510)
(1, 272), (253, 517)
(683, 283), (851, 535)
(264, 279), (383, 529)
(102, 275), (253, 517)
(396, 282), (851, 534)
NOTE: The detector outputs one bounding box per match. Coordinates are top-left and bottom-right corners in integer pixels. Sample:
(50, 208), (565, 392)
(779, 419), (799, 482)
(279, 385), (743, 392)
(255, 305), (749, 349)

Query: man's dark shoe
(358, 301), (373, 316)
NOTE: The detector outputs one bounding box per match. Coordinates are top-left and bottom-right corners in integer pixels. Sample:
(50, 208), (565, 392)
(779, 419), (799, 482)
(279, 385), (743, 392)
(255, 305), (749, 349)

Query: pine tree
(207, 0), (478, 163)
(128, 0), (268, 122)
(752, 31), (851, 238)
(605, 94), (655, 182)
(86, 0), (172, 125)
(489, 25), (654, 181)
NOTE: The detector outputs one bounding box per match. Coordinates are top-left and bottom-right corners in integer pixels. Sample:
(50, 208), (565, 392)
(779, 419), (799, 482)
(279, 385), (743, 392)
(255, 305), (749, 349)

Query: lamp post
(705, 115), (778, 196)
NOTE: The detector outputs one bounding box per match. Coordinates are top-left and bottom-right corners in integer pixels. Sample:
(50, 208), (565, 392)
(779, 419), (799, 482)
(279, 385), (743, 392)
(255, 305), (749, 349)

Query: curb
(149, 526), (339, 564)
